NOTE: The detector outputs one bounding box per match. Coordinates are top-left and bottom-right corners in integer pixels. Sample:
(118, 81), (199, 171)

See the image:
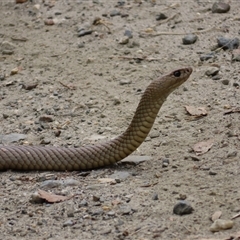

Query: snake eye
(173, 70), (181, 77)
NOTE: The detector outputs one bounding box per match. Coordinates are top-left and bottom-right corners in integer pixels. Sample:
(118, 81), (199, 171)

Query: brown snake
(0, 67), (192, 171)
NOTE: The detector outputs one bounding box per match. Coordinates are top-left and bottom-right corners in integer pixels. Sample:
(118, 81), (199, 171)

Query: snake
(0, 67), (192, 171)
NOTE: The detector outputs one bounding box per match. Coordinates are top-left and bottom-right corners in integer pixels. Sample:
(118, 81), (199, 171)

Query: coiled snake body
(0, 67), (192, 171)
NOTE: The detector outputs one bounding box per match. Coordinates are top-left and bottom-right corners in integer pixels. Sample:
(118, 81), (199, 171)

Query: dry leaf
(211, 211), (222, 222)
(193, 139), (214, 155)
(38, 189), (73, 203)
(185, 106), (208, 117)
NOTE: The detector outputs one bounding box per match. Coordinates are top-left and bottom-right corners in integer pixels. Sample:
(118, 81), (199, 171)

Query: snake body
(0, 67), (192, 171)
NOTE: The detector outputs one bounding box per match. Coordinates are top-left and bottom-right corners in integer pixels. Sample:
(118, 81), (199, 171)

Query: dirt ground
(0, 0), (239, 239)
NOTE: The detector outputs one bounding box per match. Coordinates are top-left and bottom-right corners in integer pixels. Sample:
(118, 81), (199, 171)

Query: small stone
(210, 219), (234, 232)
(173, 200), (194, 215)
(0, 75), (5, 81)
(79, 199), (88, 207)
(107, 211), (116, 216)
(120, 155), (152, 165)
(232, 49), (240, 61)
(116, 0), (125, 6)
(162, 158), (169, 168)
(39, 115), (54, 122)
(200, 53), (215, 61)
(182, 34), (198, 45)
(109, 171), (131, 180)
(217, 37), (239, 50)
(63, 219), (75, 227)
(209, 170), (217, 175)
(227, 151), (237, 158)
(124, 30), (133, 38)
(156, 13), (167, 21)
(44, 19), (55, 26)
(222, 79), (229, 85)
(119, 79), (132, 85)
(78, 29), (93, 37)
(118, 36), (129, 44)
(119, 205), (132, 215)
(110, 9), (121, 17)
(93, 195), (100, 202)
(149, 131), (160, 139)
(30, 192), (44, 204)
(152, 193), (158, 200)
(1, 41), (16, 51)
(78, 42), (85, 48)
(0, 133), (26, 144)
(67, 211), (74, 217)
(205, 67), (219, 76)
(113, 96), (121, 105)
(212, 2), (230, 13)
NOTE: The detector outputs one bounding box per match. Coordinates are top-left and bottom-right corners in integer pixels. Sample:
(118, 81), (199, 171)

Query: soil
(0, 1), (239, 240)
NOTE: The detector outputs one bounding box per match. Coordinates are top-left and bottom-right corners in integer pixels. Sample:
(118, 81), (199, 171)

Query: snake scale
(0, 67), (192, 171)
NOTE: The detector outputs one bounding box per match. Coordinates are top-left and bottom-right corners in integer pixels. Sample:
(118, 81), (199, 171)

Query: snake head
(156, 67), (193, 98)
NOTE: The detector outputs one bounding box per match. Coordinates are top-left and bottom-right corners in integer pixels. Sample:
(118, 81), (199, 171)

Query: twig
(115, 55), (162, 62)
(59, 81), (76, 90)
(141, 27), (222, 37)
(231, 212), (240, 220)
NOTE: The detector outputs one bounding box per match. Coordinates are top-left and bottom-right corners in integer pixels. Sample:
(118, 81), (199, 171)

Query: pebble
(39, 115), (54, 122)
(119, 79), (132, 85)
(30, 192), (44, 204)
(210, 219), (234, 232)
(232, 49), (240, 61)
(120, 155), (152, 165)
(116, 0), (125, 7)
(152, 193), (158, 200)
(212, 2), (230, 13)
(79, 199), (88, 207)
(1, 41), (16, 52)
(40, 179), (79, 189)
(63, 219), (75, 227)
(162, 158), (169, 168)
(44, 19), (55, 26)
(78, 29), (93, 37)
(149, 131), (160, 139)
(109, 171), (131, 181)
(182, 34), (198, 45)
(205, 67), (219, 76)
(119, 205), (132, 215)
(124, 30), (133, 38)
(0, 133), (26, 144)
(173, 200), (194, 215)
(200, 53), (215, 61)
(221, 79), (229, 85)
(110, 9), (121, 17)
(156, 13), (167, 21)
(217, 37), (239, 50)
(118, 36), (129, 44)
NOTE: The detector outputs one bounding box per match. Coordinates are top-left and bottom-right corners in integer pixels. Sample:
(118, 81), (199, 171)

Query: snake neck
(111, 86), (166, 157)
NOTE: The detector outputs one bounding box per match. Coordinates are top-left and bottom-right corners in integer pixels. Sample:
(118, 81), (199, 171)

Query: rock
(118, 36), (129, 44)
(182, 34), (198, 45)
(119, 205), (132, 215)
(110, 9), (121, 17)
(109, 171), (131, 180)
(205, 67), (219, 76)
(44, 19), (55, 26)
(156, 13), (167, 21)
(210, 219), (234, 232)
(39, 115), (54, 122)
(116, 0), (125, 7)
(162, 158), (169, 168)
(1, 41), (16, 55)
(149, 131), (160, 139)
(78, 29), (93, 37)
(212, 2), (230, 13)
(79, 199), (88, 207)
(0, 133), (26, 144)
(217, 37), (239, 50)
(63, 219), (75, 227)
(152, 193), (158, 200)
(40, 179), (79, 189)
(173, 200), (194, 215)
(119, 79), (132, 85)
(120, 155), (152, 165)
(30, 192), (44, 204)
(200, 53), (215, 61)
(124, 30), (133, 38)
(222, 79), (229, 85)
(232, 49), (240, 61)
